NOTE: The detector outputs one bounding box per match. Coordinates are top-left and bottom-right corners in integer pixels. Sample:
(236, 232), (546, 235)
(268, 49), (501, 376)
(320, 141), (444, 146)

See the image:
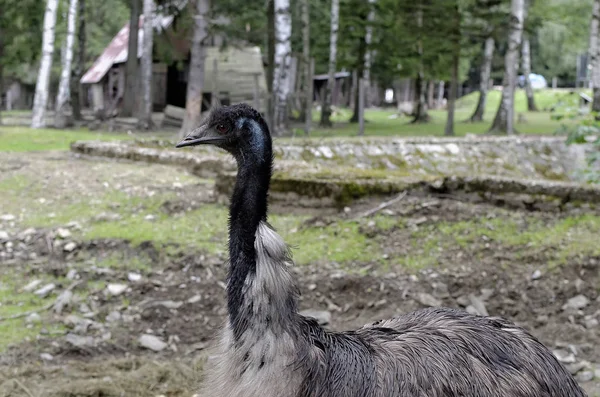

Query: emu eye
(216, 124), (228, 134)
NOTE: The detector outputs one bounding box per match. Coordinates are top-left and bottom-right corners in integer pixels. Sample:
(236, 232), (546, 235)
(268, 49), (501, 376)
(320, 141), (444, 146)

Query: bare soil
(0, 151), (599, 396)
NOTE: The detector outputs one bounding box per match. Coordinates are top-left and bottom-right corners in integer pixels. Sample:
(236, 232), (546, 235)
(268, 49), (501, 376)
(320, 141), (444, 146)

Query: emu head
(176, 104), (272, 163)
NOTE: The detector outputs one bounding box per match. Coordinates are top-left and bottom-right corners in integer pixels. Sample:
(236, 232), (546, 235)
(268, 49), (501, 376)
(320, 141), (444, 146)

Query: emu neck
(227, 144), (272, 338)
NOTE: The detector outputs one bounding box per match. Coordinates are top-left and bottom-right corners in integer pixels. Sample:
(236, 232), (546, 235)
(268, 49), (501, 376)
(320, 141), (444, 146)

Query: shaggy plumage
(176, 103), (587, 397)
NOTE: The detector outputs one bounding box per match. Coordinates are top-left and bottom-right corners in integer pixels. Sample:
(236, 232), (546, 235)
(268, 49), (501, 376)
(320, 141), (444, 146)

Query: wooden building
(80, 4), (268, 119)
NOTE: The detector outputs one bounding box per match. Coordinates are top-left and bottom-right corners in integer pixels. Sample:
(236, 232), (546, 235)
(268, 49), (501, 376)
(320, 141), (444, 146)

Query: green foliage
(554, 106), (600, 183)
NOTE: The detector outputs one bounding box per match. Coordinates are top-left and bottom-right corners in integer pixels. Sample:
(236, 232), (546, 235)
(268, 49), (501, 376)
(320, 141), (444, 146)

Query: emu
(176, 103), (587, 397)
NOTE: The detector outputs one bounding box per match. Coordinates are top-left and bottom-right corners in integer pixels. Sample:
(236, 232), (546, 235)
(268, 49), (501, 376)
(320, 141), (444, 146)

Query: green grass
(0, 274), (66, 350)
(298, 88), (583, 138)
(0, 126), (131, 152)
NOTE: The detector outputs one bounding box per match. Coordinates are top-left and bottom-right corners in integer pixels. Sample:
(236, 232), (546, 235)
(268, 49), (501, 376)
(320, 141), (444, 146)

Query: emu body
(176, 104), (587, 397)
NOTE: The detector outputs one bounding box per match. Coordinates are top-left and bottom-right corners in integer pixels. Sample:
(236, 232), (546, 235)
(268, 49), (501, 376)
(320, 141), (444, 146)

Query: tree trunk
(266, 0), (275, 129)
(180, 0), (209, 136)
(71, 0), (86, 121)
(0, 26), (4, 125)
(444, 2), (460, 136)
(488, 0), (524, 135)
(437, 80), (444, 109)
(590, 0), (600, 115)
(411, 3), (430, 124)
(521, 35), (537, 111)
(138, 0), (154, 129)
(350, 17), (368, 123)
(319, 0), (338, 127)
(427, 80), (435, 109)
(273, 0), (292, 134)
(470, 36), (494, 122)
(55, 0), (78, 129)
(122, 0), (140, 118)
(31, 0), (59, 128)
(363, 0), (376, 108)
(300, 0), (310, 129)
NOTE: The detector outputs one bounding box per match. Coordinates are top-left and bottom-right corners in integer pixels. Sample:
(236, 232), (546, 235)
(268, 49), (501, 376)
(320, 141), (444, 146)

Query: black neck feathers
(226, 117), (273, 338)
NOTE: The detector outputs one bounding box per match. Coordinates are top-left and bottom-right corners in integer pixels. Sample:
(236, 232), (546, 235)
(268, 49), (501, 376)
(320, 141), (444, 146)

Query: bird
(176, 103), (587, 397)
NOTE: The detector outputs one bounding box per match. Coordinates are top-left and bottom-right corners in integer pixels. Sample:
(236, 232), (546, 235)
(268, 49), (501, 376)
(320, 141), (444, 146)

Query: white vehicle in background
(518, 73), (548, 89)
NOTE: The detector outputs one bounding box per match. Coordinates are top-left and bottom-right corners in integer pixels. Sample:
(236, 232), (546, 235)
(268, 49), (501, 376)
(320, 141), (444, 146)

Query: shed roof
(81, 1), (186, 84)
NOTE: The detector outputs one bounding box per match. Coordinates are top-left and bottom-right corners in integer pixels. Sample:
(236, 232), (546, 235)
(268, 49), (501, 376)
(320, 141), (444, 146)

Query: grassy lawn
(301, 88), (583, 138)
(0, 88), (586, 149)
(0, 126), (133, 152)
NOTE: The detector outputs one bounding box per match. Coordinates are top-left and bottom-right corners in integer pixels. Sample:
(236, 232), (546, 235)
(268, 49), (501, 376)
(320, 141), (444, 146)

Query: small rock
(144, 214), (156, 221)
(187, 295), (202, 304)
(105, 311), (121, 323)
(455, 295), (470, 307)
(595, 366), (600, 379)
(146, 300), (183, 310)
(139, 334), (168, 352)
(465, 305), (479, 316)
(479, 288), (494, 301)
(415, 292), (442, 307)
(23, 280), (43, 292)
(26, 313), (42, 324)
(343, 207), (351, 214)
(40, 353), (54, 361)
(535, 314), (549, 326)
(531, 270), (542, 280)
(577, 371), (594, 382)
(299, 310), (331, 326)
(307, 283), (317, 291)
(53, 290), (73, 314)
(63, 242), (77, 252)
(553, 349), (576, 364)
(0, 231), (9, 241)
(468, 294), (489, 316)
(584, 317), (599, 329)
(562, 295), (590, 311)
(34, 283), (56, 298)
(56, 228), (71, 239)
(574, 278), (584, 293)
(106, 283), (128, 296)
(566, 361), (587, 375)
(0, 214), (15, 221)
(65, 333), (95, 348)
(128, 272), (142, 282)
(66, 269), (78, 280)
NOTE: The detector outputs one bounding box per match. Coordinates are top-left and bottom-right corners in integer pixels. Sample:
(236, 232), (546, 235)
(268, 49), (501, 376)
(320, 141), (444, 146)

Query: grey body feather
(199, 221), (587, 397)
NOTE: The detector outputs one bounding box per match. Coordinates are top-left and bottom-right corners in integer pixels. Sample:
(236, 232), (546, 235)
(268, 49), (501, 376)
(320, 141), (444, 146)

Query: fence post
(304, 57), (314, 135)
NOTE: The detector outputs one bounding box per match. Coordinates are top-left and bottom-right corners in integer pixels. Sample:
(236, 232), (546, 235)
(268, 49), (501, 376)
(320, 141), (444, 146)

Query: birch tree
(488, 0), (524, 134)
(180, 0), (209, 136)
(363, 0), (375, 108)
(521, 35), (537, 111)
(31, 0), (59, 129)
(301, 0), (311, 133)
(55, 0), (79, 129)
(319, 0), (339, 127)
(273, 0), (292, 134)
(138, 0), (154, 129)
(590, 0), (600, 115)
(469, 35), (495, 122)
(71, 0), (86, 121)
(122, 0), (140, 117)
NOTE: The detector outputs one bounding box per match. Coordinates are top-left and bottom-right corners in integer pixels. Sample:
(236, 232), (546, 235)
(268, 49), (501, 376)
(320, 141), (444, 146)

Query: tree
(363, 0), (376, 107)
(301, 0), (311, 132)
(590, 0), (600, 115)
(71, 0), (86, 121)
(273, 0), (292, 134)
(180, 0), (209, 136)
(138, 0), (154, 129)
(521, 0), (537, 111)
(469, 35), (495, 121)
(488, 0), (524, 134)
(55, 0), (79, 129)
(444, 1), (461, 136)
(31, 0), (59, 129)
(122, 0), (140, 117)
(319, 0), (339, 127)
(412, 0), (430, 124)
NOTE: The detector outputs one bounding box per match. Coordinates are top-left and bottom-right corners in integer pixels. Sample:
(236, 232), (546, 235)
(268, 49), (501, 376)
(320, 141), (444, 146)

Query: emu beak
(175, 125), (226, 148)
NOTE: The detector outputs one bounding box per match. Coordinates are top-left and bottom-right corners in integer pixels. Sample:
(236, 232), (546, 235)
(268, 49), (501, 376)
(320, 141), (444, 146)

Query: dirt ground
(1, 150), (599, 396)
